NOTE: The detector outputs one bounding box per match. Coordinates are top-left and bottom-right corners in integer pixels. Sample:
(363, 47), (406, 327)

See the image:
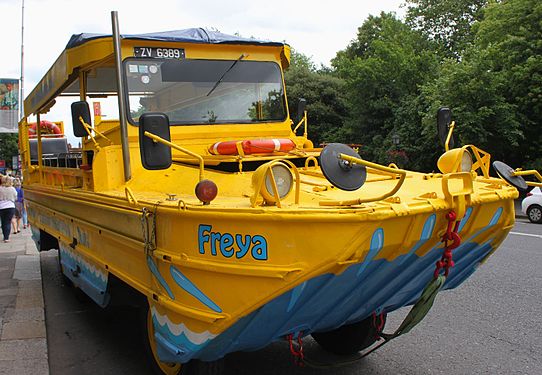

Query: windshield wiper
(206, 53), (246, 97)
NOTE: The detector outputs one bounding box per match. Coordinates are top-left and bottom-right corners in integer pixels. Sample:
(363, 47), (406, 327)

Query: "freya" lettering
(198, 224), (268, 260)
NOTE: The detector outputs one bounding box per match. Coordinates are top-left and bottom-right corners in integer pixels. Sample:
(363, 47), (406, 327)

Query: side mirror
(139, 112), (172, 170)
(437, 107), (454, 149)
(71, 101), (91, 137)
(296, 98), (307, 123)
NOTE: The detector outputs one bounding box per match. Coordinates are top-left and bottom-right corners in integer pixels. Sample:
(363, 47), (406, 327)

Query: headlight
(437, 148), (473, 174)
(460, 150), (473, 172)
(265, 164), (293, 199)
(252, 162), (294, 205)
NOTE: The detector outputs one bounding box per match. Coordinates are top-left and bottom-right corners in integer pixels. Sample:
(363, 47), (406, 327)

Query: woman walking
(12, 178), (24, 233)
(0, 176), (18, 243)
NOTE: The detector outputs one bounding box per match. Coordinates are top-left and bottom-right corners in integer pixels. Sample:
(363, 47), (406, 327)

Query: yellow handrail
(512, 169), (542, 188)
(319, 154), (407, 206)
(445, 121), (455, 152)
(79, 116), (112, 149)
(143, 131), (205, 181)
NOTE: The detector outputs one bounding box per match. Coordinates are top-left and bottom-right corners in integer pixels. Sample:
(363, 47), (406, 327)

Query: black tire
(527, 205), (542, 224)
(182, 359), (224, 375)
(312, 314), (386, 355)
(141, 302), (224, 375)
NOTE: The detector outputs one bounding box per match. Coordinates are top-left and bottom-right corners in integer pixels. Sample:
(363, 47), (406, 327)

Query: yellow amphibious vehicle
(19, 11), (542, 375)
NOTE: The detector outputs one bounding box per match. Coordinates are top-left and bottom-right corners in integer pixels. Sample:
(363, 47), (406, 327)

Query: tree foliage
(420, 0), (542, 169)
(331, 12), (439, 169)
(0, 133), (19, 168)
(284, 51), (349, 146)
(405, 0), (488, 59)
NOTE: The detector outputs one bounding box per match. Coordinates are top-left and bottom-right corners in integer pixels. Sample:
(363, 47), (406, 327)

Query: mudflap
(58, 243), (111, 307)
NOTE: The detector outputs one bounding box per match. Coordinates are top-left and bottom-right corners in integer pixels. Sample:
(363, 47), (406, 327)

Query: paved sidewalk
(0, 228), (48, 375)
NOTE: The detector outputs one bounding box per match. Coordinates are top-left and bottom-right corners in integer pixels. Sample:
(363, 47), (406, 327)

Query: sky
(0, 0), (405, 143)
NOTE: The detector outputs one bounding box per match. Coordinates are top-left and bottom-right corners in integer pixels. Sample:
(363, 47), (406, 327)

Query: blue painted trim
(398, 214), (436, 266)
(287, 281), (307, 312)
(147, 256), (175, 300)
(356, 228), (384, 276)
(458, 207), (473, 232)
(170, 266), (222, 313)
(59, 246), (110, 307)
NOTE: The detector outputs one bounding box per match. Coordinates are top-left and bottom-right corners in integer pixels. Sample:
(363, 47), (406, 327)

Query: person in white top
(0, 175), (18, 242)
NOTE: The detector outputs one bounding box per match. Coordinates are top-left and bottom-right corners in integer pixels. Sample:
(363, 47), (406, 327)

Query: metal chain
(434, 211), (461, 279)
(140, 203), (159, 256)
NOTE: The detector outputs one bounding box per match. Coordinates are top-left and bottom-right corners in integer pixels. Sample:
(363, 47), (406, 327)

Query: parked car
(521, 187), (542, 223)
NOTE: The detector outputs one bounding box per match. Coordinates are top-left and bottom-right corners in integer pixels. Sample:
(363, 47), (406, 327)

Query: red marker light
(195, 179), (218, 204)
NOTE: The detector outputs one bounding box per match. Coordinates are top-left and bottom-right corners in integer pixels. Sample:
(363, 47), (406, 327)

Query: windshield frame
(122, 57), (289, 127)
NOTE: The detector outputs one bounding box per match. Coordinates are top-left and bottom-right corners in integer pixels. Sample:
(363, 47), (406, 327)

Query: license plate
(133, 47), (185, 59)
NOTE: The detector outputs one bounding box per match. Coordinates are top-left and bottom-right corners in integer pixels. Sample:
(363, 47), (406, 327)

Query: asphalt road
(40, 218), (542, 375)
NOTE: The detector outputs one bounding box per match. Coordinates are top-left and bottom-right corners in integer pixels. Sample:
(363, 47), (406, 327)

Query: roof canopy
(66, 28), (287, 49)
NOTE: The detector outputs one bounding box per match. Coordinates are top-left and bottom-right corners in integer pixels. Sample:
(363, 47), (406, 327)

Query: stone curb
(0, 231), (49, 375)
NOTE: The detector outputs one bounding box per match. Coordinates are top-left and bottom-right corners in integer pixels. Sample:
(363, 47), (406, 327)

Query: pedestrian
(13, 178), (24, 233)
(0, 175), (18, 243)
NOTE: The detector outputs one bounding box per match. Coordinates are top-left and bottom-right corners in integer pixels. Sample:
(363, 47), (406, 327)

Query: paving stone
(0, 296), (16, 310)
(1, 321), (46, 340)
(0, 358), (49, 375)
(0, 288), (17, 297)
(15, 292), (43, 309)
(3, 307), (44, 323)
(17, 280), (43, 298)
(13, 255), (41, 281)
(0, 338), (47, 360)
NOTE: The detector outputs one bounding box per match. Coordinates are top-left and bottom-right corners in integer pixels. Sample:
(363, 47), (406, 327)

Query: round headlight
(437, 148), (473, 174)
(460, 150), (473, 172)
(263, 164), (293, 201)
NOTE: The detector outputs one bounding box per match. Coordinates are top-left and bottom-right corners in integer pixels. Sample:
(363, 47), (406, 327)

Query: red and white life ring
(209, 138), (296, 155)
(28, 121), (62, 138)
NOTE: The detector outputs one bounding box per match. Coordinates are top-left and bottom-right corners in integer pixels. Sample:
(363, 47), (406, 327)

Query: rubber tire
(182, 359), (224, 375)
(527, 205), (542, 224)
(312, 314), (386, 355)
(142, 303), (224, 375)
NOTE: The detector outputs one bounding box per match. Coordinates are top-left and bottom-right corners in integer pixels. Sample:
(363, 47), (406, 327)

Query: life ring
(28, 121), (62, 138)
(209, 138), (296, 155)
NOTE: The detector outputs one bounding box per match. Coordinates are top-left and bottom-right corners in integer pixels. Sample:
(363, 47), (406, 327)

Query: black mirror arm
(143, 131), (205, 181)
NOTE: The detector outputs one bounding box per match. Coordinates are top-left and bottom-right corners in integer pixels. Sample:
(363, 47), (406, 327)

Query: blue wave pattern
(170, 265), (222, 313)
(59, 244), (110, 307)
(155, 208), (504, 363)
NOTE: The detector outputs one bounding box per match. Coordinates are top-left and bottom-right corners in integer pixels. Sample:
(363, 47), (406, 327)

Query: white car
(521, 187), (542, 223)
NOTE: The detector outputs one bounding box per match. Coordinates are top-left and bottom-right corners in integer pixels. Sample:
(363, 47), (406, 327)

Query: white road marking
(509, 231), (542, 239)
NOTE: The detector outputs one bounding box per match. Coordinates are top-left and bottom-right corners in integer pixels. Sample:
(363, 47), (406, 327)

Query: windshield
(124, 58), (287, 125)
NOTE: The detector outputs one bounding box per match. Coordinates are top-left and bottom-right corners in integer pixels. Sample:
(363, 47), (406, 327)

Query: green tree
(405, 0), (488, 59)
(475, 0), (542, 169)
(420, 0), (542, 170)
(419, 51), (522, 164)
(332, 12), (439, 169)
(284, 51), (349, 146)
(0, 133), (19, 168)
